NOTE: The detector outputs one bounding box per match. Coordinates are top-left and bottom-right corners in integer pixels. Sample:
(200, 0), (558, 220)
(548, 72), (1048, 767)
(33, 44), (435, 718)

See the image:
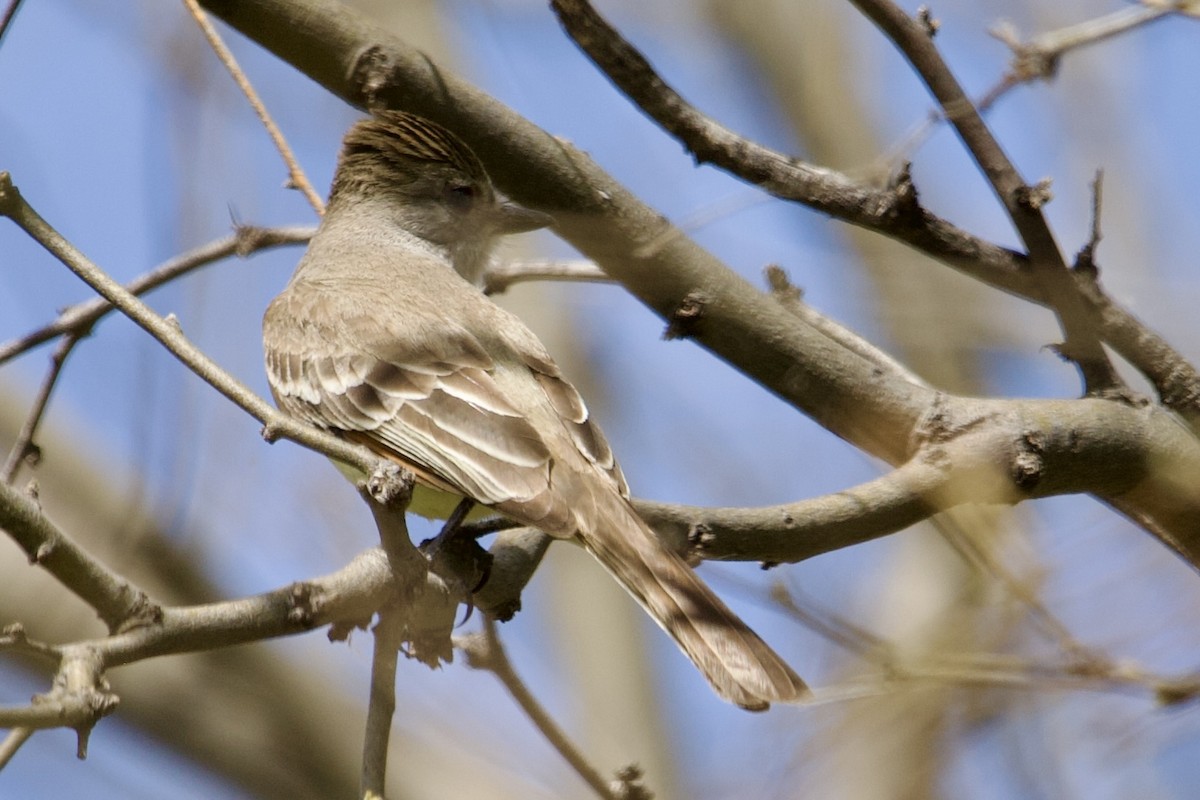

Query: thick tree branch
(0, 548), (391, 738)
(641, 395), (1200, 565)
(0, 478), (158, 633)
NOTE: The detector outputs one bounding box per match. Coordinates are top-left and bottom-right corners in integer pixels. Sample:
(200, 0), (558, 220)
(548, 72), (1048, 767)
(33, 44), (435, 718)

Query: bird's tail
(577, 490), (809, 710)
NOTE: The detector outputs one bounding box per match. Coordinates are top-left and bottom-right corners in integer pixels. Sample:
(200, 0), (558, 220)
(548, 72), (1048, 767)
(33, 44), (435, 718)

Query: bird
(262, 110), (808, 709)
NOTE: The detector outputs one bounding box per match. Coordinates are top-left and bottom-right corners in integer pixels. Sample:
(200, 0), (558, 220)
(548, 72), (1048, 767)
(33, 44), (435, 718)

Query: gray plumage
(263, 111), (808, 709)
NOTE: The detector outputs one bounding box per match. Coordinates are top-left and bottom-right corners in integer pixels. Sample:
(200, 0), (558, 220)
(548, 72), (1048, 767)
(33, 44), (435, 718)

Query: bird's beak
(495, 201), (554, 234)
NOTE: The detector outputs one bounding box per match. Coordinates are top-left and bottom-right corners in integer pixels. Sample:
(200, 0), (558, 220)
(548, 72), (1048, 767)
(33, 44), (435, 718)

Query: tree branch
(640, 395), (1200, 566)
(1, 334), (80, 484)
(459, 619), (637, 800)
(0, 477), (159, 632)
(0, 174), (371, 475)
(360, 608), (402, 800)
(0, 224), (314, 366)
(549, 0), (1200, 424)
(181, 0), (325, 214)
(991, 4), (1177, 86)
(845, 0), (1116, 391)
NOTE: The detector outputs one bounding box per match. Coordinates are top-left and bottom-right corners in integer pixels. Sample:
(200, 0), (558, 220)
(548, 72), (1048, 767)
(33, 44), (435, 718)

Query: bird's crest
(335, 111), (487, 188)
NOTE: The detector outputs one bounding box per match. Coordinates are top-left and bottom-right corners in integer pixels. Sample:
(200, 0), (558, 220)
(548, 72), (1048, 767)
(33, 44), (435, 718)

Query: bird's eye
(446, 184), (477, 208)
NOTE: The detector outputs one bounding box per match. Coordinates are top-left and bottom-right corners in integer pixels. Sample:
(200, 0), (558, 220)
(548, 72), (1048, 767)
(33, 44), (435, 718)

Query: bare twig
(765, 583), (1198, 705)
(930, 515), (1100, 663)
(0, 224), (313, 365)
(1074, 170), (1104, 272)
(549, 0), (1200, 414)
(807, 655), (1200, 708)
(992, 4), (1175, 86)
(361, 608), (403, 800)
(769, 583), (893, 658)
(459, 619), (631, 800)
(0, 727), (34, 769)
(0, 0), (24, 46)
(0, 173), (375, 476)
(548, 0), (915, 226)
(1, 335), (81, 484)
(101, 548), (396, 667)
(550, 0), (1123, 394)
(180, 0), (325, 214)
(0, 548), (406, 731)
(760, 526), (1100, 672)
(635, 388), (1200, 566)
(482, 259), (610, 295)
(765, 265), (931, 390)
(639, 457), (942, 564)
(0, 476), (159, 632)
(0, 623), (61, 663)
(846, 0), (1118, 392)
(889, 5), (1177, 164)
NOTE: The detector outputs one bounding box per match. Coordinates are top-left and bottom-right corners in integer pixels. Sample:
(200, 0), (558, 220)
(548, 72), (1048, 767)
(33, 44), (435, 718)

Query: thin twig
(763, 579), (1198, 705)
(769, 582), (894, 659)
(0, 224), (313, 365)
(0, 727), (34, 769)
(549, 0), (909, 222)
(635, 457), (945, 564)
(180, 0), (325, 214)
(934, 518), (1098, 660)
(0, 623), (62, 663)
(0, 0), (24, 46)
(846, 0), (1118, 392)
(992, 4), (1175, 84)
(460, 618), (627, 800)
(0, 173), (376, 477)
(767, 569), (1120, 698)
(361, 607), (403, 800)
(805, 656), (1200, 708)
(765, 265), (931, 390)
(483, 259), (611, 295)
(1074, 170), (1104, 272)
(2, 335), (80, 483)
(888, 4), (1176, 164)
(0, 474), (157, 632)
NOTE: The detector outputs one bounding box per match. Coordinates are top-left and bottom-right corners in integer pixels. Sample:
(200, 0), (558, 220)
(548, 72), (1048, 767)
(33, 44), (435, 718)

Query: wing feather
(525, 357), (628, 497)
(264, 293), (558, 511)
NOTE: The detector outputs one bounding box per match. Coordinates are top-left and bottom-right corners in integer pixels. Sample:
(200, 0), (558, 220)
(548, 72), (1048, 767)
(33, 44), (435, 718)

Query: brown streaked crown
(329, 111), (490, 204)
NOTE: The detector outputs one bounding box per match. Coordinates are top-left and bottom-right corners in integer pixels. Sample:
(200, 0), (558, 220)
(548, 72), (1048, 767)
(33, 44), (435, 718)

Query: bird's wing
(263, 281), (595, 529)
(517, 347), (629, 498)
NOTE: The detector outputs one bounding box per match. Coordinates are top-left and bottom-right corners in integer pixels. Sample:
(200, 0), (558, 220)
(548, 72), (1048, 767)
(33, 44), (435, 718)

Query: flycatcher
(263, 111), (808, 709)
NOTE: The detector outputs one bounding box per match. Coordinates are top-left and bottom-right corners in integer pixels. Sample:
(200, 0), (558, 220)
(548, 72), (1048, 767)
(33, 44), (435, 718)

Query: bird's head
(329, 111), (550, 283)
